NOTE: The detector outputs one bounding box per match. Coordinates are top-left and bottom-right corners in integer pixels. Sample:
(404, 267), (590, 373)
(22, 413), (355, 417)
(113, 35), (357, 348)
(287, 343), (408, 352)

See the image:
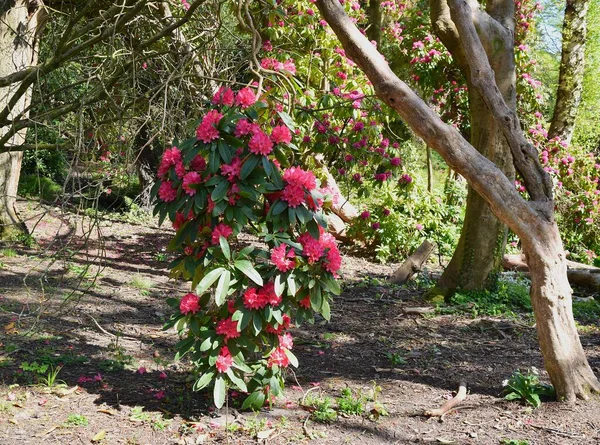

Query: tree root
(424, 381), (467, 417)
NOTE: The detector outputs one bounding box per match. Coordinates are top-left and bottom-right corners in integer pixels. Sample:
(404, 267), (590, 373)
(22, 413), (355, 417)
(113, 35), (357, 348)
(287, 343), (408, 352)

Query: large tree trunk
(0, 1), (45, 238)
(523, 224), (600, 401)
(548, 0), (590, 145)
(432, 0), (515, 293)
(315, 0), (600, 402)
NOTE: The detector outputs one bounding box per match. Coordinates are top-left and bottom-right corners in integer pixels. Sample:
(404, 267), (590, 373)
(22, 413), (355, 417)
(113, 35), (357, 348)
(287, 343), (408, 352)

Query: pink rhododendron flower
(158, 146), (182, 177)
(235, 87), (256, 108)
(182, 171), (202, 196)
(279, 333), (293, 350)
(180, 293), (200, 314)
(243, 287), (266, 310)
(234, 119), (258, 137)
(216, 317), (240, 340)
(158, 181), (178, 202)
(298, 295), (311, 309)
(270, 243), (296, 272)
(298, 232), (325, 263)
(158, 371), (167, 380)
(283, 59), (296, 75)
(271, 125), (292, 145)
(265, 314), (291, 334)
(212, 86), (234, 106)
(211, 223), (233, 245)
(190, 155), (207, 171)
(175, 161), (187, 179)
(196, 110), (222, 143)
(248, 130), (274, 156)
(268, 347), (290, 368)
(94, 373), (103, 382)
(221, 157), (242, 182)
(281, 184), (305, 207)
(216, 347), (233, 373)
(154, 390), (166, 400)
(259, 281), (281, 306)
(137, 367), (147, 375)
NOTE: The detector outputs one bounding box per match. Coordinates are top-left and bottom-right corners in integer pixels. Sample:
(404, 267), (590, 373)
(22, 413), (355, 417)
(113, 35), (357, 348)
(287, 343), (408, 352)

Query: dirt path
(0, 201), (599, 444)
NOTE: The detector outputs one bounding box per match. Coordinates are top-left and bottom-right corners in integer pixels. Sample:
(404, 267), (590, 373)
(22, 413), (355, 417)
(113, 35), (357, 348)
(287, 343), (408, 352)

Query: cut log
(390, 240), (435, 285)
(503, 254), (600, 292)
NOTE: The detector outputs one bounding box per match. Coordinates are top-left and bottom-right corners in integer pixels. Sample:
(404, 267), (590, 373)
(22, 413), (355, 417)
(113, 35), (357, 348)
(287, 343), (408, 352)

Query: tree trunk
(315, 0), (600, 403)
(135, 124), (161, 210)
(432, 0), (515, 293)
(548, 0), (590, 145)
(365, 0), (382, 46)
(523, 224), (600, 401)
(0, 1), (45, 238)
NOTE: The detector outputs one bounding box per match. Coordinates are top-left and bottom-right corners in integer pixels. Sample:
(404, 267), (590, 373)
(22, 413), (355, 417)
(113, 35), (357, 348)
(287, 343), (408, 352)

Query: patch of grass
(385, 351), (406, 366)
(304, 393), (337, 423)
(0, 248), (17, 257)
(18, 174), (62, 201)
(337, 388), (366, 416)
(572, 299), (600, 325)
(441, 277), (532, 318)
(130, 275), (153, 294)
(500, 440), (529, 445)
(129, 406), (151, 422)
(64, 414), (89, 427)
(0, 401), (13, 414)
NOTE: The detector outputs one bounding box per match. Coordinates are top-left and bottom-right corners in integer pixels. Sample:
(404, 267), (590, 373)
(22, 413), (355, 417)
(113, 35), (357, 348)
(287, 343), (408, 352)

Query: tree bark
(0, 1), (45, 238)
(315, 0), (600, 402)
(390, 240), (435, 285)
(548, 0), (590, 145)
(365, 0), (382, 46)
(431, 0), (515, 293)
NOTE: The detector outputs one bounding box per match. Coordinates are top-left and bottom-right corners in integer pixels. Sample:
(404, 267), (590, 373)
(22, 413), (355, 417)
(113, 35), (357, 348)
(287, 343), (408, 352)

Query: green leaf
(213, 375), (227, 409)
(504, 392), (521, 401)
(311, 286), (323, 311)
(193, 371), (215, 391)
(307, 219), (320, 240)
(196, 267), (226, 294)
(241, 391), (266, 410)
(271, 200), (287, 216)
(215, 270), (231, 306)
(287, 275), (297, 296)
(219, 236), (231, 260)
(226, 368), (248, 392)
(200, 336), (213, 352)
(284, 349), (299, 368)
(237, 310), (252, 331)
(218, 140), (233, 164)
(240, 155), (260, 180)
(277, 111), (296, 131)
(321, 299), (331, 321)
(252, 313), (263, 335)
(211, 180), (229, 202)
(234, 260), (263, 286)
(274, 274), (285, 297)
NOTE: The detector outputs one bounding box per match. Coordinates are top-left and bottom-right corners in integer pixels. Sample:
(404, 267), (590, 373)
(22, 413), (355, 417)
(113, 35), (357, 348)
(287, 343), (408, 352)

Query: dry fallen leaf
(256, 428), (275, 440)
(91, 430), (107, 443)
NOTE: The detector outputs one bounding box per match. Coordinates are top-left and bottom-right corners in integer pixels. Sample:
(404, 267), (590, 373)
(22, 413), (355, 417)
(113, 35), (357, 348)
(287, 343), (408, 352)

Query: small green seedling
(503, 367), (555, 408)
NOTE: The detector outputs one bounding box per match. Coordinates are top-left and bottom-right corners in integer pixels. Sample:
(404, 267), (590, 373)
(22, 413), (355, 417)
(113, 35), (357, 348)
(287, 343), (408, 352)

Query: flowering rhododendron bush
(152, 87), (342, 409)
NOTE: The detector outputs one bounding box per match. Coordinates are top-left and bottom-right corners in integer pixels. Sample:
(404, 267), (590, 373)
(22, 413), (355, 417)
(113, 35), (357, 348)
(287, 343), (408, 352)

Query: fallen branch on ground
(424, 381), (467, 417)
(390, 240), (435, 285)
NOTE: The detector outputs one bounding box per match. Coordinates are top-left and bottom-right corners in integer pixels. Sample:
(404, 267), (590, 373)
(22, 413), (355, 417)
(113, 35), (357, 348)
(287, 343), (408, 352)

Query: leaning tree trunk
(315, 0), (600, 402)
(523, 222), (600, 401)
(0, 1), (45, 238)
(432, 0), (515, 294)
(548, 0), (590, 145)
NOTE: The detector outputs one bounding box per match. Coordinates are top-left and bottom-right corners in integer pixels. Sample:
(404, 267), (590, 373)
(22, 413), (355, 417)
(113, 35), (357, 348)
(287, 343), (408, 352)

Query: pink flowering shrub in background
(153, 88), (341, 409)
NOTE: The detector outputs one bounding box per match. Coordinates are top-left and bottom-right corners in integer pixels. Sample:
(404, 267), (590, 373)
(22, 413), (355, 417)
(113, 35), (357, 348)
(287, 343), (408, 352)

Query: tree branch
(447, 0), (553, 214)
(314, 0), (537, 238)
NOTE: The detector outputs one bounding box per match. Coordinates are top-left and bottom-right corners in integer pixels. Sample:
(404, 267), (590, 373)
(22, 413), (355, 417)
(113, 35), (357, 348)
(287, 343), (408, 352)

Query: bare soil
(0, 200), (599, 445)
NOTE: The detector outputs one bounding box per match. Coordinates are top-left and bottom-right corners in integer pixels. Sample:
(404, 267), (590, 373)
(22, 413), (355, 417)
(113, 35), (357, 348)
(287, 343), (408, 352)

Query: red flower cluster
(211, 223), (233, 245)
(216, 317), (240, 340)
(180, 293), (200, 315)
(298, 227), (342, 274)
(270, 243), (296, 272)
(196, 110), (223, 143)
(281, 167), (317, 207)
(243, 282), (282, 310)
(216, 346), (233, 373)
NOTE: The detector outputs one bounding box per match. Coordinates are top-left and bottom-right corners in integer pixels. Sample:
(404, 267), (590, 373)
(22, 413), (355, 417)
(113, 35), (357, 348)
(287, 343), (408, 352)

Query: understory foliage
(153, 88), (341, 408)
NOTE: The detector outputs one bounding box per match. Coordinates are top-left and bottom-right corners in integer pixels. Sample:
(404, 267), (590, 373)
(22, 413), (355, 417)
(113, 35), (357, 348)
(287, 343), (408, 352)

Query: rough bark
(315, 0), (599, 402)
(431, 0), (515, 293)
(0, 0), (45, 238)
(548, 0), (590, 145)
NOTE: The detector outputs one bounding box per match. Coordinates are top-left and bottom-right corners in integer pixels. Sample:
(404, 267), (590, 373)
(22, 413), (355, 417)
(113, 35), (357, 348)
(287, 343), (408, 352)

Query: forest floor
(0, 200), (599, 445)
